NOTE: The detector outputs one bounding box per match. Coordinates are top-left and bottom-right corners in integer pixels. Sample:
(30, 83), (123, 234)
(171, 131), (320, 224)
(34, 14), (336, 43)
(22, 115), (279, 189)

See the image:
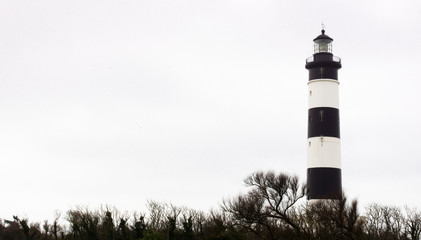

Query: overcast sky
(1, 0), (421, 222)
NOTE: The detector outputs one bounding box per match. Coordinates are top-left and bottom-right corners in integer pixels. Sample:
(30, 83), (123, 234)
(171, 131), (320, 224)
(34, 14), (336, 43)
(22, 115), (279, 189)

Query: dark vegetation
(1, 171), (420, 240)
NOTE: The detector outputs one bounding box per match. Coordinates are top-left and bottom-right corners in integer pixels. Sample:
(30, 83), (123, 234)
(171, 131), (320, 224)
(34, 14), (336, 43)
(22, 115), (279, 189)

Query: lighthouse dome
(313, 29), (333, 41)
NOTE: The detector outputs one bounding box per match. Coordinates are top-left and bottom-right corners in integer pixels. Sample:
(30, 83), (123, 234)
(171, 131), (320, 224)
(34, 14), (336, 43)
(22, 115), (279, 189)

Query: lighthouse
(305, 29), (342, 200)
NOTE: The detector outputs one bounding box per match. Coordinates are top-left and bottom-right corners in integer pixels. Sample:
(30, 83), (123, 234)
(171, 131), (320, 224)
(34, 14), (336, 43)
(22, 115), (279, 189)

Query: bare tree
(404, 206), (421, 240)
(131, 212), (147, 239)
(222, 171), (307, 240)
(305, 194), (364, 240)
(51, 211), (62, 240)
(365, 203), (406, 240)
(67, 206), (100, 240)
(146, 200), (168, 231)
(12, 216), (41, 240)
(42, 220), (49, 240)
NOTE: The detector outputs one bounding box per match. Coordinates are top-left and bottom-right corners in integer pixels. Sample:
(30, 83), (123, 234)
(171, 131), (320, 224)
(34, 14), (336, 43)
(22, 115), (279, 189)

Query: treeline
(1, 171), (420, 240)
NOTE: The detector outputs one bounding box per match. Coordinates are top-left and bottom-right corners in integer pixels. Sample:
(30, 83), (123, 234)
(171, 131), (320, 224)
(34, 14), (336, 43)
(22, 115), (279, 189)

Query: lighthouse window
(319, 43), (327, 52)
(309, 91), (312, 96)
(314, 43), (319, 53)
(314, 41), (332, 53)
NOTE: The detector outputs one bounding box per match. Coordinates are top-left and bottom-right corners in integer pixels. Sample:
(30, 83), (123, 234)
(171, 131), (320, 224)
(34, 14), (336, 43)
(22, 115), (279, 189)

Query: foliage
(0, 171), (420, 240)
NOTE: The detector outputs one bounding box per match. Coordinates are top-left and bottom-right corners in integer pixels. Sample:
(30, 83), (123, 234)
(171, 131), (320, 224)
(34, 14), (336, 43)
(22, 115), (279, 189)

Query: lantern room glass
(314, 39), (332, 53)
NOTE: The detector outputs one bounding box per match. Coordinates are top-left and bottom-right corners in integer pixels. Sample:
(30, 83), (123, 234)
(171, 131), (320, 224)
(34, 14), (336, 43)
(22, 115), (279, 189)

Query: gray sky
(1, 0), (421, 221)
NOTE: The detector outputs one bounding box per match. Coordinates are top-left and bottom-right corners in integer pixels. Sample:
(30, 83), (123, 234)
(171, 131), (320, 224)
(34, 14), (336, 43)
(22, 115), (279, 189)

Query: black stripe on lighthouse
(308, 67), (339, 80)
(308, 107), (340, 138)
(307, 168), (342, 199)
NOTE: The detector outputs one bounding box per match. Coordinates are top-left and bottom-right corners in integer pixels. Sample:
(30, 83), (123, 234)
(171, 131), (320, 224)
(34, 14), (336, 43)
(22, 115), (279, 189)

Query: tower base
(307, 167), (342, 200)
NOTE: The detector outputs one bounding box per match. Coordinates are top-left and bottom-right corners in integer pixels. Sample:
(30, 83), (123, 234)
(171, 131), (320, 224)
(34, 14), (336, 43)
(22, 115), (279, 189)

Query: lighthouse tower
(305, 29), (342, 200)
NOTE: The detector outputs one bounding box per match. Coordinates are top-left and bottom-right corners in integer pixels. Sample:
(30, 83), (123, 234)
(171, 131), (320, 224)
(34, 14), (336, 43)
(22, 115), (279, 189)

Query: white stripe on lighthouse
(307, 136), (341, 168)
(308, 79), (339, 109)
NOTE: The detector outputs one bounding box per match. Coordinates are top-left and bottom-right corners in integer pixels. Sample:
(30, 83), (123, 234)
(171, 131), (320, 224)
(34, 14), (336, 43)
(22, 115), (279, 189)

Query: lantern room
(313, 29), (333, 54)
